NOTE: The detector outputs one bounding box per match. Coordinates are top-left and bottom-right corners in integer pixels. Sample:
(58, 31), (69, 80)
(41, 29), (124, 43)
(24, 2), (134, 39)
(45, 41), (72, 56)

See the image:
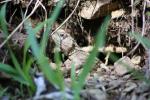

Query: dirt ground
(0, 0), (150, 100)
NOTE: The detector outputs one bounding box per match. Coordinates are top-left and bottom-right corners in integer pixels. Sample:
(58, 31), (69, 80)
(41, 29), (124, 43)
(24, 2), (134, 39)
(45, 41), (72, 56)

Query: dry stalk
(131, 0), (134, 34)
(24, 0), (34, 18)
(127, 0), (146, 55)
(49, 0), (81, 37)
(24, 0), (47, 32)
(38, 1), (47, 32)
(8, 9), (17, 24)
(145, 0), (150, 70)
(19, 0), (34, 33)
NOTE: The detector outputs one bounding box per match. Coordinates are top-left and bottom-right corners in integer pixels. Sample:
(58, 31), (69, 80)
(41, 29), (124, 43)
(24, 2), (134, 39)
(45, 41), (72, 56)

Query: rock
(138, 95), (147, 100)
(123, 74), (131, 80)
(123, 82), (137, 93)
(114, 56), (135, 76)
(81, 89), (107, 100)
(131, 55), (141, 65)
(33, 89), (73, 100)
(78, 0), (121, 19)
(34, 74), (46, 96)
(64, 50), (89, 70)
(108, 79), (124, 90)
(131, 93), (137, 100)
(85, 79), (106, 90)
(136, 82), (150, 93)
(110, 75), (117, 80)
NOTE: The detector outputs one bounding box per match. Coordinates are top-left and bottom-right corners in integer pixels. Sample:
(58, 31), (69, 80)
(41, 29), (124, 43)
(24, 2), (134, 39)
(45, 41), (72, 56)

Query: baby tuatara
(51, 29), (127, 71)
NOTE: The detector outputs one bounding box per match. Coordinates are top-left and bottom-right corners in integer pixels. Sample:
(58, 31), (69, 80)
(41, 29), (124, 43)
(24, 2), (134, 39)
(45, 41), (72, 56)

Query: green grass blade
(0, 3), (8, 36)
(71, 63), (76, 87)
(9, 49), (29, 84)
(0, 87), (8, 97)
(146, 11), (150, 16)
(23, 19), (33, 66)
(23, 57), (34, 74)
(23, 57), (35, 90)
(25, 21), (63, 88)
(40, 0), (64, 54)
(12, 75), (30, 85)
(0, 63), (17, 75)
(23, 37), (31, 66)
(54, 50), (64, 90)
(24, 1), (65, 88)
(73, 15), (111, 98)
(24, 19), (41, 57)
(129, 32), (150, 49)
(37, 55), (61, 85)
(0, 63), (29, 84)
(70, 63), (80, 99)
(78, 15), (110, 88)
